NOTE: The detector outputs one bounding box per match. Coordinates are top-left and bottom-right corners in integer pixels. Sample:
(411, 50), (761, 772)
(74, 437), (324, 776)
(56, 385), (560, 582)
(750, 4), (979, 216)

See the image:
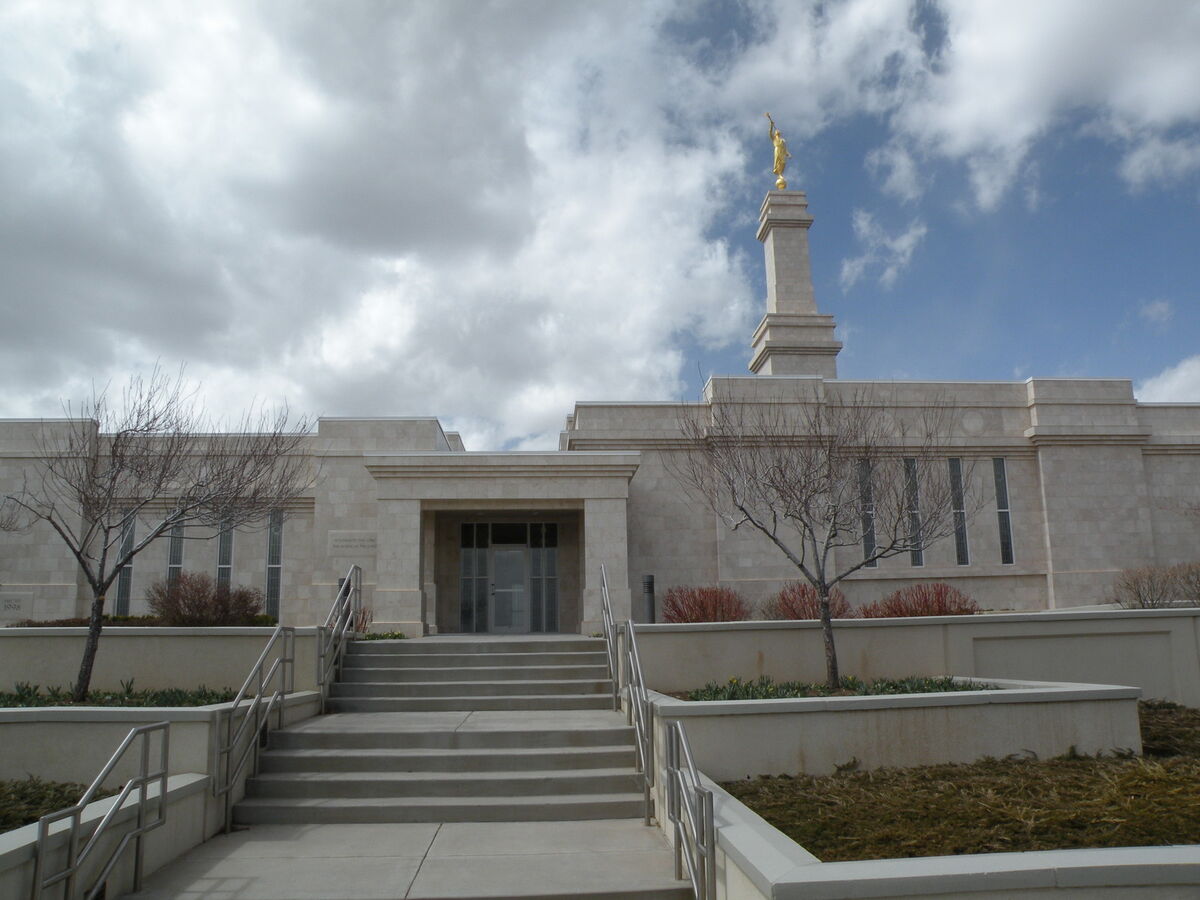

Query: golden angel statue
(766, 113), (792, 189)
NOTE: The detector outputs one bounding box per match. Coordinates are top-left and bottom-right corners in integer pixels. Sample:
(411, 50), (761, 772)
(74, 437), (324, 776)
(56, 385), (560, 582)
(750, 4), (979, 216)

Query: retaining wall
(0, 626), (322, 693)
(631, 607), (1200, 705)
(0, 691), (320, 783)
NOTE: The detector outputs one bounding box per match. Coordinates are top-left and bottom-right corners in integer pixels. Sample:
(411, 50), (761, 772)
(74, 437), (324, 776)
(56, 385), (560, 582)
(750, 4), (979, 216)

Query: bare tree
(0, 370), (315, 699)
(671, 386), (976, 689)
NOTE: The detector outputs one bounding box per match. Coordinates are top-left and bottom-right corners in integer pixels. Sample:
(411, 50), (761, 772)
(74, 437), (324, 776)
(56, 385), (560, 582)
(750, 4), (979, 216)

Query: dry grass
(1, 777), (118, 832)
(722, 700), (1200, 861)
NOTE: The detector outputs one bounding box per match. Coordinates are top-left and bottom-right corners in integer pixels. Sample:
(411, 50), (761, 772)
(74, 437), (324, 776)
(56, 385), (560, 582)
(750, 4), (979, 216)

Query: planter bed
(724, 701), (1200, 861)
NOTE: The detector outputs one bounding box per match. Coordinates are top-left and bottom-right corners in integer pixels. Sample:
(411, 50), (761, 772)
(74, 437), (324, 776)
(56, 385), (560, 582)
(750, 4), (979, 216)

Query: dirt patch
(722, 700), (1200, 861)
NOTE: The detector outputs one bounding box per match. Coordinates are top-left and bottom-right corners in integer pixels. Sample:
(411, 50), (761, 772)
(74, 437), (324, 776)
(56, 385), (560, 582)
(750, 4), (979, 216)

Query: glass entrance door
(488, 546), (528, 633)
(460, 522), (559, 634)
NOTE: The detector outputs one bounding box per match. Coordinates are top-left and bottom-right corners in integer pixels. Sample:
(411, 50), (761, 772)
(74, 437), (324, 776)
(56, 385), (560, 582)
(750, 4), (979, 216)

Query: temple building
(3, 189), (1199, 633)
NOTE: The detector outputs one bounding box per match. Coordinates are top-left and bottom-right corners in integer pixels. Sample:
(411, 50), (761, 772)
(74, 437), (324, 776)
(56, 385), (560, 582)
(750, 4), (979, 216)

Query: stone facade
(3, 191), (1199, 631)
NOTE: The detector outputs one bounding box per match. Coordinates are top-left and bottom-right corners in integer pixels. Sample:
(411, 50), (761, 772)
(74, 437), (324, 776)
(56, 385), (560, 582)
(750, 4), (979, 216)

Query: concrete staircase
(233, 636), (647, 826)
(326, 637), (616, 712)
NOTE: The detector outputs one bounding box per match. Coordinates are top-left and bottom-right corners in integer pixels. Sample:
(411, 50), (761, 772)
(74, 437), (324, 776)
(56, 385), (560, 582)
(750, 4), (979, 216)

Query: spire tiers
(749, 190), (842, 378)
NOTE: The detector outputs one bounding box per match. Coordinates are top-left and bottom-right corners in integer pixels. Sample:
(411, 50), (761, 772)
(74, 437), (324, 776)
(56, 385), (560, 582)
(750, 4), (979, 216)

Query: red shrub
(762, 582), (854, 620)
(858, 582), (981, 618)
(661, 586), (752, 623)
(147, 572), (266, 626)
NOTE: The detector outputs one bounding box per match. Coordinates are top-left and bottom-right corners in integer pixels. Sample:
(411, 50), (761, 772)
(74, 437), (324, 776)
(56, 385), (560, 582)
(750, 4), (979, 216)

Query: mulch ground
(722, 700), (1200, 861)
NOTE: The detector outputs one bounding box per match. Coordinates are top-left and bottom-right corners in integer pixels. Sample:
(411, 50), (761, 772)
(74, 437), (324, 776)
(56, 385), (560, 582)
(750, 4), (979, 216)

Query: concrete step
(325, 693), (616, 712)
(259, 745), (636, 773)
(343, 650), (609, 668)
(338, 663), (612, 682)
(125, 820), (693, 900)
(271, 725), (636, 751)
(347, 638), (605, 655)
(328, 679), (612, 698)
(246, 768), (642, 798)
(233, 793), (647, 824)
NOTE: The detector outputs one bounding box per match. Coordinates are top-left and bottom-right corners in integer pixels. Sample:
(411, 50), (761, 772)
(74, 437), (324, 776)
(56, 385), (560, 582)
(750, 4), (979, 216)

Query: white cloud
(0, 1), (755, 448)
(840, 210), (927, 290)
(1138, 299), (1174, 326)
(1120, 137), (1200, 189)
(866, 143), (923, 202)
(1138, 355), (1200, 402)
(886, 0), (1200, 208)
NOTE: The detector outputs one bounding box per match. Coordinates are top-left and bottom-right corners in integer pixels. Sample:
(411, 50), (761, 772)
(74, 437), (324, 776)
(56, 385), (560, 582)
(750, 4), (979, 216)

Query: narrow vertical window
(949, 458), (970, 566)
(265, 510), (283, 619)
(167, 525), (184, 586)
(216, 522), (234, 588)
(993, 458), (1015, 565)
(114, 510), (135, 616)
(858, 459), (877, 568)
(904, 458), (923, 567)
(459, 524), (489, 633)
(529, 523), (559, 633)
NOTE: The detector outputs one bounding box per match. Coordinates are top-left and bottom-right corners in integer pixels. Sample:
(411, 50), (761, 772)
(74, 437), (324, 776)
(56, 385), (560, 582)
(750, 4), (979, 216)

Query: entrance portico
(364, 452), (639, 635)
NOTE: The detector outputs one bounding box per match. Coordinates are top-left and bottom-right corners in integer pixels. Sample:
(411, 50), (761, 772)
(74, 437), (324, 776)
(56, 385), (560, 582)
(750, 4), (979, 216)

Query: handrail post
(133, 730), (148, 892)
(703, 788), (716, 900)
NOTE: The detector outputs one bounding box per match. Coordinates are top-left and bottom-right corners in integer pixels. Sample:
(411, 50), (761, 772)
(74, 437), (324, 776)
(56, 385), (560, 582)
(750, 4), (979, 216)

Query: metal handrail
(596, 565), (714, 899)
(598, 564), (620, 710)
(32, 721), (169, 900)
(317, 564), (362, 712)
(598, 565), (654, 825)
(624, 620), (655, 825)
(214, 624), (295, 832)
(666, 720), (716, 900)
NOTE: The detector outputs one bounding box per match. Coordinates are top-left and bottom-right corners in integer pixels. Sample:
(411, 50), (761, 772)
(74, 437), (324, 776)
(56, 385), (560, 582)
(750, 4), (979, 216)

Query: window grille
(904, 458), (923, 567)
(949, 458), (970, 566)
(265, 510), (283, 619)
(993, 458), (1015, 565)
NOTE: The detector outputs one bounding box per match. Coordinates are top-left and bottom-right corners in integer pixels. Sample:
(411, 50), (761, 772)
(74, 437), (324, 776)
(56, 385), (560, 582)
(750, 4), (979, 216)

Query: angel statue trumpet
(765, 113), (792, 189)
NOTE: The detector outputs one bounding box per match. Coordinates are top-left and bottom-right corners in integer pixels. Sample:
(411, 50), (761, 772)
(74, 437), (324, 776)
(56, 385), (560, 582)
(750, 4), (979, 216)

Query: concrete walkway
(130, 819), (687, 899)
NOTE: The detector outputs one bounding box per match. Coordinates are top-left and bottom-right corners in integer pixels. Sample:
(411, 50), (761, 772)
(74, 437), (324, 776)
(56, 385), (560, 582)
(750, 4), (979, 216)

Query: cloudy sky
(2, 0), (1199, 449)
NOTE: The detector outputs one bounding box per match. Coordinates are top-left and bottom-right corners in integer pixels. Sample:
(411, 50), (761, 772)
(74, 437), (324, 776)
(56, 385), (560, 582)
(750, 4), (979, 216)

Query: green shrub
(361, 630), (407, 640)
(685, 674), (994, 701)
(7, 614), (163, 628)
(0, 683), (236, 708)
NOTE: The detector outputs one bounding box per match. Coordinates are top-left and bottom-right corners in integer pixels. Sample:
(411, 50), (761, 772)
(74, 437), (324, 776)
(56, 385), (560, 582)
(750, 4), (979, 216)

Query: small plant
(12, 681), (40, 703)
(361, 630), (407, 641)
(858, 583), (981, 618)
(661, 586), (752, 623)
(1112, 563), (1200, 609)
(762, 582), (853, 620)
(351, 606), (374, 633)
(120, 677), (135, 697)
(146, 572), (266, 626)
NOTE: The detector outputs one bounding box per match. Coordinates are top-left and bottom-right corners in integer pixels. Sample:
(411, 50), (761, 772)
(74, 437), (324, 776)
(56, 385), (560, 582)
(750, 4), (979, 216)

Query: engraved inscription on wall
(328, 531), (378, 558)
(0, 592), (30, 622)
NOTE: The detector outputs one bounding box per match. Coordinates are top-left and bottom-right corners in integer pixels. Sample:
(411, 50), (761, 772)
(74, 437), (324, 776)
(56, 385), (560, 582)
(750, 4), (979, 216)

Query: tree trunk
(73, 592), (106, 701)
(818, 584), (840, 691)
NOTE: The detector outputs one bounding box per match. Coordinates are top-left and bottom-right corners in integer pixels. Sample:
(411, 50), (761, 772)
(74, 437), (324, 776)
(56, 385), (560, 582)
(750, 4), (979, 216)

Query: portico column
(582, 497), (632, 634)
(375, 499), (425, 634)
